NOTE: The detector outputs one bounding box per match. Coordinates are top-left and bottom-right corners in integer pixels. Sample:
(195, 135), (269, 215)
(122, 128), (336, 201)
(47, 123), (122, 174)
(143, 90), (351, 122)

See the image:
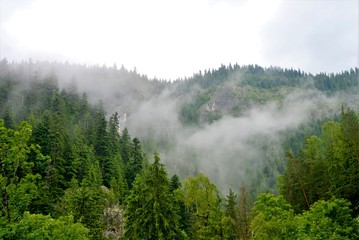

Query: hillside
(1, 59), (358, 239)
(1, 59), (358, 194)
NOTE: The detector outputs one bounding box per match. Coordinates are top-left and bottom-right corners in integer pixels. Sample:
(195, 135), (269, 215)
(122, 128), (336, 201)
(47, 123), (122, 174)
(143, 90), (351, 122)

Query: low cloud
(123, 86), (351, 194)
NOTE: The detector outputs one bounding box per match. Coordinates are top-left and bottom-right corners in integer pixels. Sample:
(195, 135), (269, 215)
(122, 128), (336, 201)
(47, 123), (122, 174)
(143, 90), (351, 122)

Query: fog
(1, 60), (358, 195)
(124, 84), (356, 194)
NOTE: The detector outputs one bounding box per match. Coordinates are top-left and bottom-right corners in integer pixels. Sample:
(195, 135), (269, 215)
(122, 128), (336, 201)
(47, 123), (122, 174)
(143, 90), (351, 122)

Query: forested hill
(0, 59), (358, 239)
(175, 64), (358, 125)
(177, 63), (358, 92)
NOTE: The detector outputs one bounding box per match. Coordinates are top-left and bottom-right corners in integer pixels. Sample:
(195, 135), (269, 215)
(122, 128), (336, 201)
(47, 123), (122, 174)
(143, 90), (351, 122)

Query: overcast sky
(0, 0), (358, 80)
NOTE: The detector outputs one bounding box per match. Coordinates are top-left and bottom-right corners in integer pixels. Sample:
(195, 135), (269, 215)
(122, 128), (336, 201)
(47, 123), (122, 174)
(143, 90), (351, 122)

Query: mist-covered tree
(120, 128), (132, 166)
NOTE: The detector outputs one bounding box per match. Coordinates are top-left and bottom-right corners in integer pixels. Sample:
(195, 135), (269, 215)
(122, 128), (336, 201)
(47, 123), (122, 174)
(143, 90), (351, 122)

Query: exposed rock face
(198, 84), (241, 123)
(102, 205), (125, 239)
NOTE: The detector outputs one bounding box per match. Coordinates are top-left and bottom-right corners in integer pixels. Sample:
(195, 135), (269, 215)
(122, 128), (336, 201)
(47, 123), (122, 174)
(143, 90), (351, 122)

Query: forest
(0, 59), (358, 239)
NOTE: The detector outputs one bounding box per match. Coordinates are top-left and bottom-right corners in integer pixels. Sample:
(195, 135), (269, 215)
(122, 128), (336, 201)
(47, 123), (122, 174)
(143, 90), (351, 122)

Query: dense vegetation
(176, 64), (358, 124)
(0, 59), (358, 239)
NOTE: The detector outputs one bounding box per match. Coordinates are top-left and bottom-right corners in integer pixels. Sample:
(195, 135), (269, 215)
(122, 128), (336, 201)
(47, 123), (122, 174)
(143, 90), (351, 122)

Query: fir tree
(223, 188), (238, 240)
(124, 153), (181, 239)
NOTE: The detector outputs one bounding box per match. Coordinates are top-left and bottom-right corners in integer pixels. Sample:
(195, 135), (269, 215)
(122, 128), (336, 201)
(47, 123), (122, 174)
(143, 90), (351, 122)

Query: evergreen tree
(280, 110), (359, 215)
(3, 107), (15, 129)
(225, 188), (237, 222)
(108, 112), (121, 155)
(107, 112), (127, 202)
(120, 128), (132, 166)
(124, 153), (181, 239)
(58, 159), (106, 239)
(339, 107), (359, 214)
(93, 105), (111, 187)
(126, 137), (145, 189)
(222, 188), (238, 240)
(170, 174), (192, 238)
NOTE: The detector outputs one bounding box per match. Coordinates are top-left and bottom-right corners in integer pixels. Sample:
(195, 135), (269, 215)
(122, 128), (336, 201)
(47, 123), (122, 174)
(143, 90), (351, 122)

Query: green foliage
(7, 212), (89, 240)
(0, 120), (44, 223)
(280, 110), (359, 214)
(58, 178), (106, 239)
(171, 174), (192, 238)
(181, 173), (223, 239)
(1, 60), (358, 239)
(314, 68), (359, 92)
(180, 92), (212, 125)
(339, 107), (359, 212)
(93, 105), (111, 187)
(238, 184), (251, 240)
(251, 193), (297, 240)
(223, 189), (238, 240)
(124, 153), (181, 239)
(251, 194), (359, 240)
(297, 198), (359, 240)
(125, 137), (145, 189)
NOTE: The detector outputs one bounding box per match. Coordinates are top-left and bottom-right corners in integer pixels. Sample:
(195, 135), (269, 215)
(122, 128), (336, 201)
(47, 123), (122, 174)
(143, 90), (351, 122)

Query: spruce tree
(340, 107), (359, 214)
(223, 188), (238, 240)
(124, 153), (181, 239)
(170, 174), (191, 238)
(126, 137), (145, 189)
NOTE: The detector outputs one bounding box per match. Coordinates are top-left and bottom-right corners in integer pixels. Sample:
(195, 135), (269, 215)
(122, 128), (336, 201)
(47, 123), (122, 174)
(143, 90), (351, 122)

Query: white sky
(0, 0), (358, 80)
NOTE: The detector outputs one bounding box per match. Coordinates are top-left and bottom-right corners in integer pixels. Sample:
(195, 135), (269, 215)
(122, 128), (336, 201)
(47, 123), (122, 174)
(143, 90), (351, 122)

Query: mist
(1, 60), (358, 195)
(119, 74), (357, 194)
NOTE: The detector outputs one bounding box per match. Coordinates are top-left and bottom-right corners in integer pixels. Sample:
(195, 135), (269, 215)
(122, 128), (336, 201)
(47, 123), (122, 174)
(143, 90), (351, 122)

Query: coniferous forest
(0, 59), (358, 239)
